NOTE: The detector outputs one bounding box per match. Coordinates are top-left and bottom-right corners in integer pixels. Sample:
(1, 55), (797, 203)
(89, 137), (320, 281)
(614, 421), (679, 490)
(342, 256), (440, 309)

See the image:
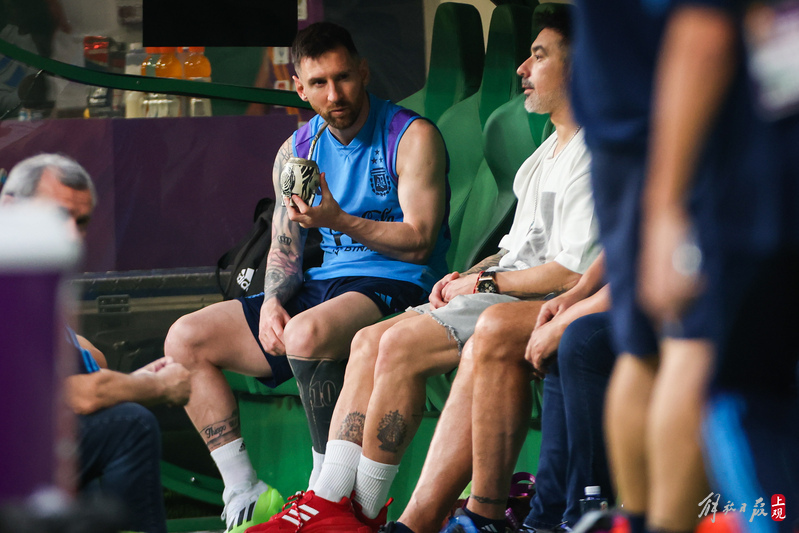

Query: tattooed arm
(462, 251), (507, 275)
(259, 137), (309, 355)
(430, 251), (508, 308)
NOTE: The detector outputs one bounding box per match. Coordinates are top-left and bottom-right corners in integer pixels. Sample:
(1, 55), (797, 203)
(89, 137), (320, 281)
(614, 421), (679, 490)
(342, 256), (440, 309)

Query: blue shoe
(440, 509), (510, 533)
(440, 511), (480, 533)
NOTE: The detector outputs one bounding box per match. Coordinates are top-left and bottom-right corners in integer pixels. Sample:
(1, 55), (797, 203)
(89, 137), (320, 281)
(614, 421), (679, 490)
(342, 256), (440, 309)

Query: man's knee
(373, 321), (419, 378)
(283, 314), (324, 358)
(471, 304), (532, 364)
(85, 403), (161, 451)
(348, 322), (383, 368)
(558, 313), (614, 371)
(164, 311), (214, 368)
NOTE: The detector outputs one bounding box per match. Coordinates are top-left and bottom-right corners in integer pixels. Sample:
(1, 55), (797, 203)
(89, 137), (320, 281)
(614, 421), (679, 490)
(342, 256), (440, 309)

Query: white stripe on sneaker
(299, 504), (320, 516)
(282, 514), (300, 526)
(282, 504), (320, 524)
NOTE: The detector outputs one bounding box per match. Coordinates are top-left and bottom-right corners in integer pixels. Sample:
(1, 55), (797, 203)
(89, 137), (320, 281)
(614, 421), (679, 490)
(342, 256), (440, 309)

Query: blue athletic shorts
(590, 149), (715, 358)
(239, 276), (428, 387)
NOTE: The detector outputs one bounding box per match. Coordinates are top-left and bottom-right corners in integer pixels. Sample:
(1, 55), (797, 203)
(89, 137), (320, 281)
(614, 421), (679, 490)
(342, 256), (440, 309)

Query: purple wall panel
(0, 114), (297, 271)
(0, 273), (66, 500)
(110, 114), (295, 270)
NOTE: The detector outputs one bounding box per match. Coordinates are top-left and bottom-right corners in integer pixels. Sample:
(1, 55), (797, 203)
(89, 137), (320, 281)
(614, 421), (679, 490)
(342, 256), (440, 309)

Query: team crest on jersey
(370, 168), (391, 197)
(370, 148), (391, 197)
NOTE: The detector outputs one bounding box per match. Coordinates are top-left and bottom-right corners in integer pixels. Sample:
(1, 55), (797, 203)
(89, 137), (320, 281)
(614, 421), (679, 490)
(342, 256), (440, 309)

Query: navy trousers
(524, 312), (617, 529)
(78, 402), (167, 533)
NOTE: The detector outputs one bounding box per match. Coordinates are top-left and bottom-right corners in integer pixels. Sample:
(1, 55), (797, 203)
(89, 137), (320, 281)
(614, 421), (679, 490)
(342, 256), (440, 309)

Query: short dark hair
(291, 22), (359, 72)
(533, 4), (574, 51)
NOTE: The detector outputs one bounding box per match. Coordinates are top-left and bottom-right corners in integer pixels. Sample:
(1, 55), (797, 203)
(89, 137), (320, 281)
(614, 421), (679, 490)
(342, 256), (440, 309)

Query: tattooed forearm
(264, 260), (301, 302)
(336, 412), (366, 445)
(376, 410), (408, 454)
(470, 494), (506, 506)
(264, 186), (306, 302)
(463, 250), (508, 275)
(201, 410), (241, 449)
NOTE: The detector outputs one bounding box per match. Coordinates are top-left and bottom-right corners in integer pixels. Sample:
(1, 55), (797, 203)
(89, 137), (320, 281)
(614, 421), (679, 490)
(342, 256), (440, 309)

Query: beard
(320, 106), (359, 130)
(317, 89), (367, 130)
(522, 77), (566, 115)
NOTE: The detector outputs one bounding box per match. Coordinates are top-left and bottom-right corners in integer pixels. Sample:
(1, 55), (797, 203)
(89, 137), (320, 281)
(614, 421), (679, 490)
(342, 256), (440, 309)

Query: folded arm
(66, 337), (190, 415)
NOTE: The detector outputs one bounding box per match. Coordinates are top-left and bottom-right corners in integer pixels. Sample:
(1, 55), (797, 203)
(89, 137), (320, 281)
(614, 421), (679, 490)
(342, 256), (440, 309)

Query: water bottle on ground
(579, 486), (608, 515)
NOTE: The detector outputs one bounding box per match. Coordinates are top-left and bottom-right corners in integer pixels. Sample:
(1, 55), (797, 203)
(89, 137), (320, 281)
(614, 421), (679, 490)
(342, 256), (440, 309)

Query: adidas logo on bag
(236, 268), (255, 290)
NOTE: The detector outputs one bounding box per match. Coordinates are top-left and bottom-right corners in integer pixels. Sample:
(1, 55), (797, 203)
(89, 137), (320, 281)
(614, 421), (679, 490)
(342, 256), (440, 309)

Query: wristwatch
(475, 271), (500, 294)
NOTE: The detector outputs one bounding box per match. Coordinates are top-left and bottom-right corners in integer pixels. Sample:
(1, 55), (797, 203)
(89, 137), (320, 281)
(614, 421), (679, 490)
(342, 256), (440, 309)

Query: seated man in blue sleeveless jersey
(252, 8), (602, 533)
(1, 153), (192, 533)
(164, 22), (450, 533)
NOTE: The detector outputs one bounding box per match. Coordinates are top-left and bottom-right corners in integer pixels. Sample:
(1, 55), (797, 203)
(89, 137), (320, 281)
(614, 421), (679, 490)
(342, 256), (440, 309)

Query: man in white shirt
(250, 6), (601, 533)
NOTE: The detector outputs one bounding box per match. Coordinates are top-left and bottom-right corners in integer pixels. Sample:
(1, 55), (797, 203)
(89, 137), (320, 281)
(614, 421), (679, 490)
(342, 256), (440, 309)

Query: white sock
(210, 438), (257, 492)
(312, 440), (362, 503)
(353, 455), (399, 519)
(308, 448), (325, 489)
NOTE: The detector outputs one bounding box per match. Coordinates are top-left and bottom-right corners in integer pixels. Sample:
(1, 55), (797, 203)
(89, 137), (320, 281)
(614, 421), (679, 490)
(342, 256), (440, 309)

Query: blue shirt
(572, 0), (787, 253)
(571, 0), (666, 153)
(571, 0), (732, 153)
(294, 94), (450, 292)
(67, 326), (100, 375)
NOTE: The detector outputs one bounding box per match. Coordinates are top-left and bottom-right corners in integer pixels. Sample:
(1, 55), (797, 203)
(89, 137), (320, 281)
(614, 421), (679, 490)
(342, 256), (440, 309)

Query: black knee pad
(287, 357), (347, 454)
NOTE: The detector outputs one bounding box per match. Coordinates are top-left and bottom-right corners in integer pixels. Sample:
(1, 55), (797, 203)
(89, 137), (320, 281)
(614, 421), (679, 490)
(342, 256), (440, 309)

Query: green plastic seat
(459, 96), (552, 268)
(451, 2), (562, 270)
(440, 3), (535, 270)
(399, 2), (485, 123)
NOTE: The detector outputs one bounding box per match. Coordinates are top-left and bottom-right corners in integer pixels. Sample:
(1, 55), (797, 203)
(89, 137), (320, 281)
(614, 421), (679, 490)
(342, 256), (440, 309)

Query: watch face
(477, 279), (498, 293)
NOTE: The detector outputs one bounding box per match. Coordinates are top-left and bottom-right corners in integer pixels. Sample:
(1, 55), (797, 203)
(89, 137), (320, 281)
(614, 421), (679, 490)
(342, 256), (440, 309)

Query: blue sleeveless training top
(67, 326), (100, 374)
(293, 93), (450, 292)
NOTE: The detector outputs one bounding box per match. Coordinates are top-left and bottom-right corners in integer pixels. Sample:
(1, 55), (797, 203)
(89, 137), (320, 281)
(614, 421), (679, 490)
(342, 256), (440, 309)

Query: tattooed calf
(336, 412), (366, 445)
(377, 410), (408, 453)
(200, 410), (241, 449)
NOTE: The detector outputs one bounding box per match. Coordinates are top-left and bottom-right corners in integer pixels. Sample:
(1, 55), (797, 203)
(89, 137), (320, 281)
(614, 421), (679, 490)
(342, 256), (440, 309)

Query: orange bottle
(155, 47), (183, 79)
(184, 47), (212, 116)
(141, 47), (160, 76)
(153, 47), (183, 117)
(184, 47), (211, 81)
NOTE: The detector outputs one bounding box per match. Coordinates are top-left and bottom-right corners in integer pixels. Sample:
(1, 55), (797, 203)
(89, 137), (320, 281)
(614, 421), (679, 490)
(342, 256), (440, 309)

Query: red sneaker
(245, 490), (372, 533)
(352, 497), (393, 533)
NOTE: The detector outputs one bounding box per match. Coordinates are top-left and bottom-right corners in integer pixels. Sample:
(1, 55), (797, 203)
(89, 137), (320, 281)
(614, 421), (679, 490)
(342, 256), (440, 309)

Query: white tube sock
(312, 440), (362, 503)
(210, 438), (257, 491)
(308, 448), (325, 489)
(353, 455), (399, 519)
